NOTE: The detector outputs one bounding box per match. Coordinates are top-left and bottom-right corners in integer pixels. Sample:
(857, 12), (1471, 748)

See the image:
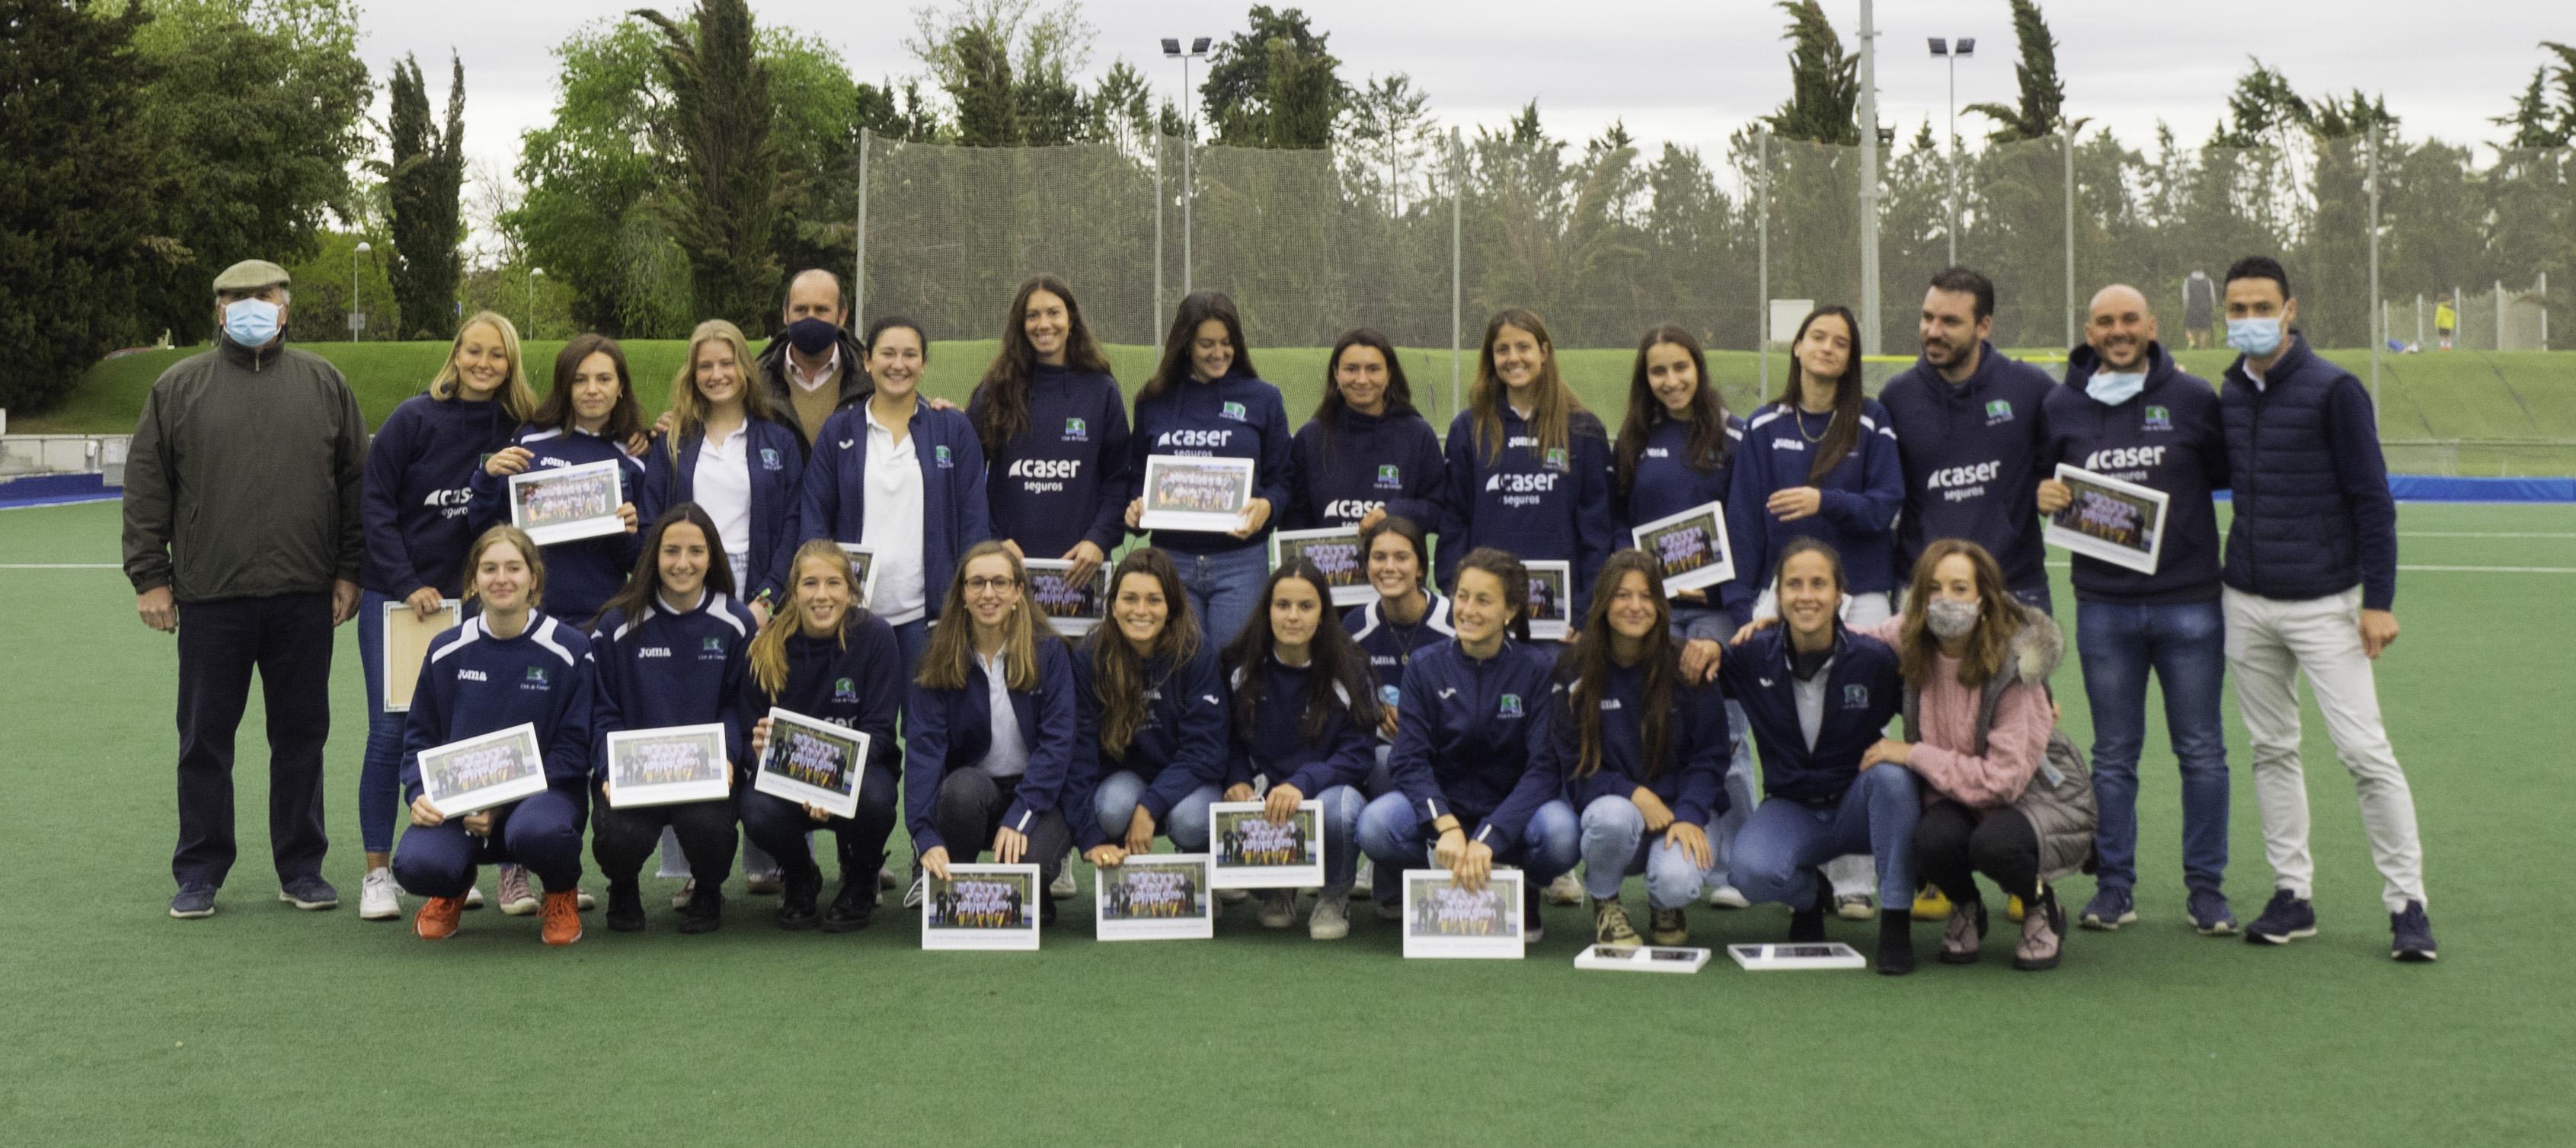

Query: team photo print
(1524, 561), (1571, 641)
(1401, 870), (1527, 960)
(378, 597), (460, 712)
(416, 723), (548, 817)
(505, 459), (625, 545)
(1138, 454), (1257, 532)
(2044, 464), (2172, 574)
(922, 865), (1041, 951)
(602, 724), (730, 808)
(753, 708), (868, 820)
(1269, 526), (1371, 605)
(1207, 801), (1325, 889)
(1093, 855), (1215, 942)
(833, 543), (884, 606)
(1024, 558), (1111, 636)
(1629, 501), (1734, 593)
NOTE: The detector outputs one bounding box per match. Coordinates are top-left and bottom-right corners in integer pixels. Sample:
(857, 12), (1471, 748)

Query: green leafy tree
(1962, 0), (2080, 142)
(509, 18), (689, 337)
(635, 0), (785, 330)
(1203, 5), (1343, 149)
(382, 53), (466, 340)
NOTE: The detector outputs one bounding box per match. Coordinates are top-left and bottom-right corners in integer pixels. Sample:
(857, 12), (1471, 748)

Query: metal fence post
(2367, 127), (2381, 405)
(2496, 280), (2507, 350)
(853, 127), (870, 327)
(1757, 130), (1771, 400)
(2063, 124), (2076, 350)
(1855, 0), (1882, 358)
(1154, 133), (1165, 332)
(1450, 128), (1464, 421)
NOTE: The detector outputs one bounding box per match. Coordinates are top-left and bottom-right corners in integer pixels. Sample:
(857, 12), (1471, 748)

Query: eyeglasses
(965, 576), (1020, 593)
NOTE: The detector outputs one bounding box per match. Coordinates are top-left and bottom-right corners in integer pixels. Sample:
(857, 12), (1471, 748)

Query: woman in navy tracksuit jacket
(1727, 305), (1903, 627)
(1439, 309), (1617, 623)
(1220, 558), (1381, 937)
(970, 275), (1133, 596)
(1285, 328), (1446, 535)
(639, 320), (805, 613)
(1064, 549), (1229, 861)
(739, 539), (906, 932)
(470, 333), (650, 628)
(1123, 291), (1295, 651)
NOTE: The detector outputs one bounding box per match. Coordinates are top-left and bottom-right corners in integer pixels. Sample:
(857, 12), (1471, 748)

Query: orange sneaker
(539, 889), (583, 946)
(414, 895), (464, 940)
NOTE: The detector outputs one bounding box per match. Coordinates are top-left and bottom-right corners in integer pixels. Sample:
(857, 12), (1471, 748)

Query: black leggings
(1913, 799), (2041, 904)
(593, 798), (738, 885)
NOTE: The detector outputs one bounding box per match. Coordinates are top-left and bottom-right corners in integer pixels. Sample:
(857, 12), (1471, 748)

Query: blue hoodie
(1542, 660), (1732, 828)
(2043, 342), (2229, 605)
(1129, 370), (1296, 555)
(1345, 591), (1455, 717)
(467, 424), (647, 626)
(903, 636), (1079, 854)
(1620, 414), (1756, 625)
(1063, 641), (1231, 848)
(400, 612), (598, 802)
(1385, 637), (1562, 853)
(788, 399), (992, 618)
(1715, 622), (1902, 804)
(360, 392), (516, 600)
(638, 417), (806, 606)
(737, 610), (906, 803)
(591, 590), (759, 779)
(1878, 341), (2057, 594)
(1437, 406), (1617, 617)
(1284, 405), (1447, 531)
(975, 363), (1133, 559)
(1728, 400), (1905, 596)
(1223, 655), (1378, 796)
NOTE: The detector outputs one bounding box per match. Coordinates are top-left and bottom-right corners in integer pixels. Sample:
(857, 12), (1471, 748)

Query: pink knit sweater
(1852, 619), (2053, 811)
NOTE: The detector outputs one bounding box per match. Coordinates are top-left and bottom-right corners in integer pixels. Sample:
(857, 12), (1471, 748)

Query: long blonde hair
(667, 318), (781, 461)
(428, 311), (539, 421)
(749, 540), (862, 699)
(916, 541), (1053, 692)
(462, 524), (546, 611)
(1469, 307), (1586, 466)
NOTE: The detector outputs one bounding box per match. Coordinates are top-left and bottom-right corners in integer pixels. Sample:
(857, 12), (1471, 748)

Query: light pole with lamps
(1160, 36), (1210, 298)
(1927, 37), (1975, 268)
(526, 267), (544, 339)
(350, 240), (371, 342)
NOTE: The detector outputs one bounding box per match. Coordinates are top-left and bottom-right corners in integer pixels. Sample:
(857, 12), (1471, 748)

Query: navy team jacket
(1715, 622), (1902, 805)
(1385, 637), (1562, 854)
(736, 611), (906, 804)
(638, 417), (806, 606)
(1540, 660), (1733, 828)
(360, 392), (516, 600)
(1063, 642), (1231, 847)
(590, 590), (759, 780)
(1438, 406), (1617, 618)
(787, 399), (992, 617)
(1223, 654), (1377, 795)
(466, 424), (647, 626)
(903, 637), (1079, 854)
(400, 612), (598, 802)
(1285, 405), (1447, 531)
(1878, 342), (2057, 595)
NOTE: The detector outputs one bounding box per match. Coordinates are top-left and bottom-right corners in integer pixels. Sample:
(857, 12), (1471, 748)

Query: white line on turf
(2042, 561), (2575, 574)
(0, 563), (120, 569)
(2397, 532), (2576, 539)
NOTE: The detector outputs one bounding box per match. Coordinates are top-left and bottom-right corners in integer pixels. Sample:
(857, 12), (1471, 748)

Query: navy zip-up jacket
(2220, 337), (2399, 610)
(1542, 660), (1733, 828)
(1879, 341), (2057, 595)
(591, 590), (759, 780)
(360, 392), (516, 600)
(903, 637), (1079, 853)
(1386, 638), (1562, 853)
(1129, 370), (1295, 555)
(975, 363), (1133, 559)
(1064, 642), (1231, 847)
(2043, 342), (2229, 604)
(1729, 401), (1905, 596)
(1438, 406), (1617, 617)
(738, 611), (906, 804)
(1285, 406), (1447, 531)
(467, 424), (647, 626)
(638, 417), (806, 605)
(1621, 414), (1756, 627)
(1715, 622), (1902, 804)
(789, 400), (992, 617)
(1347, 591), (1454, 717)
(401, 612), (598, 802)
(1223, 655), (1377, 795)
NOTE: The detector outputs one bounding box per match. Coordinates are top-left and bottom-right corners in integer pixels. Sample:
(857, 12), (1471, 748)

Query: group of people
(121, 252), (2437, 970)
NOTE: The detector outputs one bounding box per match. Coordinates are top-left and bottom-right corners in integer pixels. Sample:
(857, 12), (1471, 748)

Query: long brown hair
(1082, 548), (1200, 756)
(666, 318), (782, 462)
(597, 503), (736, 630)
(1222, 559), (1382, 743)
(1141, 289), (1258, 403)
(748, 539), (864, 699)
(1453, 547), (1532, 645)
(916, 541), (1053, 692)
(1564, 551), (1679, 779)
(535, 332), (645, 442)
(970, 276), (1114, 455)
(1613, 324), (1729, 497)
(1772, 306), (1864, 484)
(1309, 328), (1417, 468)
(1469, 308), (1586, 467)
(463, 524), (547, 611)
(427, 311), (539, 421)
(1895, 539), (2023, 691)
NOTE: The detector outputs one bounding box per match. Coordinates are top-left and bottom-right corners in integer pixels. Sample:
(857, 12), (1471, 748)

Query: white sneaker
(1050, 852), (1078, 899)
(1308, 891), (1350, 940)
(1706, 884), (1750, 910)
(1219, 887), (1248, 904)
(496, 865), (538, 915)
(671, 878), (696, 910)
(1542, 871), (1584, 906)
(462, 883), (484, 910)
(903, 875), (926, 909)
(1352, 859), (1375, 899)
(1257, 891), (1298, 929)
(575, 886), (596, 911)
(878, 866), (898, 891)
(360, 866), (402, 921)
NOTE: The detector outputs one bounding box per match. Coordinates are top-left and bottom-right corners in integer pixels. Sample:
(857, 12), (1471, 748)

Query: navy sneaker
(2080, 886), (2137, 931)
(2245, 889), (2317, 945)
(169, 884), (218, 919)
(2187, 889), (2238, 936)
(276, 875), (338, 910)
(2390, 901), (2437, 962)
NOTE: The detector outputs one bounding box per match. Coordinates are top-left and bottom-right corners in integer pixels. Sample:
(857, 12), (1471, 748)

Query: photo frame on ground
(1400, 869), (1526, 959)
(2044, 463), (2170, 575)
(833, 543), (884, 606)
(381, 598), (461, 712)
(1524, 561), (1571, 641)
(1725, 942), (1868, 971)
(923, 864), (1042, 951)
(1270, 527), (1372, 606)
(603, 723), (730, 808)
(417, 722), (548, 817)
(1575, 945), (1711, 974)
(507, 459), (625, 545)
(753, 708), (868, 820)
(1207, 801), (1325, 888)
(1094, 854), (1215, 941)
(1630, 500), (1735, 593)
(1139, 455), (1257, 532)
(1024, 558), (1111, 637)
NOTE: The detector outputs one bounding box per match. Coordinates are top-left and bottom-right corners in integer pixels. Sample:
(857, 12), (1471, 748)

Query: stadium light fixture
(1162, 35), (1213, 295)
(1929, 35), (1977, 265)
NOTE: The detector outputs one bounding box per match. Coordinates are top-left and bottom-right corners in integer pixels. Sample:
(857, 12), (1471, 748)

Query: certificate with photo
(1270, 527), (1372, 606)
(507, 459), (626, 545)
(1630, 500), (1735, 593)
(603, 723), (730, 808)
(380, 598), (461, 712)
(1207, 800), (1325, 889)
(1575, 945), (1712, 974)
(753, 708), (870, 820)
(833, 543), (885, 606)
(417, 722), (548, 817)
(1139, 454), (1257, 532)
(1094, 854), (1215, 941)
(2044, 463), (2170, 575)
(1725, 942), (1868, 971)
(1024, 558), (1111, 637)
(1400, 869), (1526, 960)
(922, 864), (1042, 951)
(1524, 560), (1571, 641)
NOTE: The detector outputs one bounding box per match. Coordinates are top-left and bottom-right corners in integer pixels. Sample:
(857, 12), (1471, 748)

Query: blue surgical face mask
(2089, 369), (2147, 406)
(222, 298), (282, 349)
(2226, 316), (2284, 357)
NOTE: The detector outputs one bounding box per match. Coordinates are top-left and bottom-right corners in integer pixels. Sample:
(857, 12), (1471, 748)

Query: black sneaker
(169, 884), (218, 919)
(605, 881), (647, 932)
(679, 885), (724, 935)
(1876, 910), (1916, 976)
(1787, 871), (1829, 943)
(2245, 889), (2317, 945)
(2390, 900), (2437, 962)
(276, 875), (339, 910)
(821, 881), (875, 933)
(777, 870), (821, 932)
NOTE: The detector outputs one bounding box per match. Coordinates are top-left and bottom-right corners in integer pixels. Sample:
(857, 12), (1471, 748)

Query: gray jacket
(1901, 603), (2098, 879)
(121, 337), (367, 602)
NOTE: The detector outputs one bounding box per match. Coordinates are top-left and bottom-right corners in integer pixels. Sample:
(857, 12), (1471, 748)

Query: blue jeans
(1577, 796), (1715, 910)
(1354, 791), (1580, 888)
(1731, 766), (1921, 911)
(1089, 771), (1221, 852)
(1174, 545), (1270, 654)
(355, 590), (408, 855)
(2077, 598), (2229, 895)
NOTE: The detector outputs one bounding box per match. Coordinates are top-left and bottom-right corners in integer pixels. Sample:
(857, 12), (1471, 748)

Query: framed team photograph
(833, 543), (885, 606)
(1024, 558), (1111, 637)
(2044, 463), (2171, 575)
(1270, 526), (1372, 606)
(1399, 869), (1526, 960)
(380, 598), (461, 712)
(1725, 942), (1868, 971)
(1524, 560), (1571, 641)
(1629, 500), (1735, 593)
(1575, 945), (1713, 974)
(752, 708), (870, 820)
(922, 864), (1042, 951)
(1139, 454), (1257, 532)
(1093, 854), (1215, 942)
(417, 722), (548, 817)
(602, 723), (730, 809)
(1207, 800), (1325, 889)
(507, 459), (626, 545)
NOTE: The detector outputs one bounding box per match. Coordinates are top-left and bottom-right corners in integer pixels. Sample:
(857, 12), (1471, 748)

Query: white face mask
(1925, 596), (1981, 640)
(2227, 316), (2284, 357)
(2089, 369), (2147, 405)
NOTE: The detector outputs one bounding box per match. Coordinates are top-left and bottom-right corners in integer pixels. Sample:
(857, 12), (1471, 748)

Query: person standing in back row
(125, 259), (366, 920)
(755, 269), (872, 448)
(2214, 256), (2434, 962)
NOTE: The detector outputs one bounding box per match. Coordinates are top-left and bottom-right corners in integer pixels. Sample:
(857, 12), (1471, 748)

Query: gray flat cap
(213, 260), (292, 293)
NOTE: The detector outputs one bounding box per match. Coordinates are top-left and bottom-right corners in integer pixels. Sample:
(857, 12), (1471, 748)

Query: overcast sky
(353, 0), (2561, 199)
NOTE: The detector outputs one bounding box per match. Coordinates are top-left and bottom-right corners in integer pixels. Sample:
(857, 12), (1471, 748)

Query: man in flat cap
(124, 259), (368, 919)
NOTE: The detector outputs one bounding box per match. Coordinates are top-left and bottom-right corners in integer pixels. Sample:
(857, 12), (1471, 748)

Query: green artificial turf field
(3, 498), (2571, 1146)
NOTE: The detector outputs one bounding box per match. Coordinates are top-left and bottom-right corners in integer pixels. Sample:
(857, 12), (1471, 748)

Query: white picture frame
(2044, 463), (2171, 575)
(379, 598), (461, 712)
(417, 722), (548, 817)
(1139, 454), (1257, 532)
(1207, 800), (1325, 889)
(507, 459), (626, 546)
(1724, 942), (1868, 971)
(923, 864), (1042, 951)
(1400, 869), (1526, 959)
(1270, 526), (1372, 606)
(1575, 945), (1712, 974)
(1093, 854), (1215, 941)
(603, 723), (731, 808)
(1629, 500), (1736, 594)
(1024, 558), (1111, 637)
(833, 543), (885, 606)
(1523, 560), (1571, 641)
(753, 707), (870, 820)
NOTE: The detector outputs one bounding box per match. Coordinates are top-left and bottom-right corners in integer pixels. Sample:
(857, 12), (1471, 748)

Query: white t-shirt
(860, 405), (929, 625)
(976, 648), (1029, 779)
(692, 423), (755, 591)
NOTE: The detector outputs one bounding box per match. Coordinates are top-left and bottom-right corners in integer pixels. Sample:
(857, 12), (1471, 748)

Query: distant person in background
(2182, 269), (2216, 350)
(755, 269), (871, 448)
(2434, 298), (2456, 351)
(125, 258), (366, 921)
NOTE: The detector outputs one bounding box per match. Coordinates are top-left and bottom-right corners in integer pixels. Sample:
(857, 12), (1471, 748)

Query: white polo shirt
(860, 404), (929, 625)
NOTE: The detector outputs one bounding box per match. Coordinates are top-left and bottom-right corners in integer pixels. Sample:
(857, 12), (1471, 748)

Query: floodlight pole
(1856, 0), (1882, 358)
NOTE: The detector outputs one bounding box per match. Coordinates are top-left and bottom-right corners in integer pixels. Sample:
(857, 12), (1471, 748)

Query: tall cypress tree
(384, 52), (467, 339)
(635, 0), (781, 329)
